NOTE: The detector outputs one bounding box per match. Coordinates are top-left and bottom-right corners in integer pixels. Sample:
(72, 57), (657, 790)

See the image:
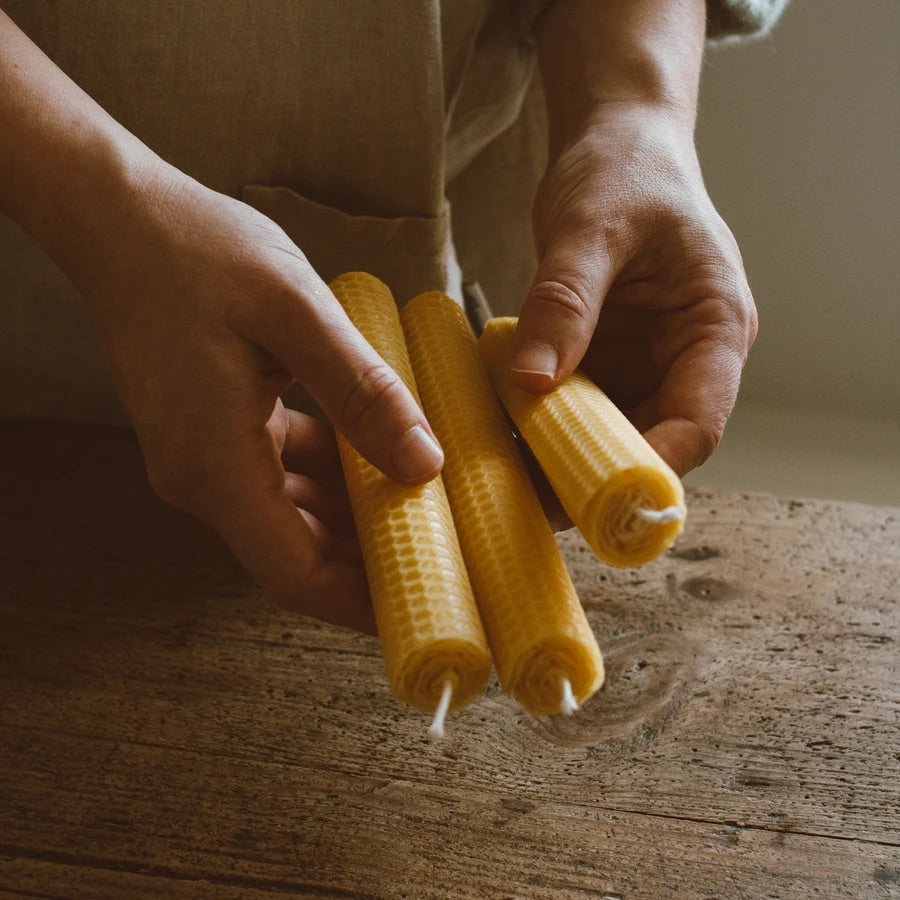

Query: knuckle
(742, 290), (760, 347)
(528, 275), (593, 323)
(673, 416), (724, 473)
(143, 439), (208, 514)
(340, 362), (407, 433)
(718, 283), (759, 361)
(145, 456), (190, 509)
(694, 420), (724, 463)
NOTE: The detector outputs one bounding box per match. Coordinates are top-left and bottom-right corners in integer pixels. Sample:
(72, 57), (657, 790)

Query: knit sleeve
(706, 0), (789, 40)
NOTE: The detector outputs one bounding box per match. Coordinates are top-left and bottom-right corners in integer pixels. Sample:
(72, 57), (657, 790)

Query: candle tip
(427, 680), (453, 741)
(560, 677), (579, 716)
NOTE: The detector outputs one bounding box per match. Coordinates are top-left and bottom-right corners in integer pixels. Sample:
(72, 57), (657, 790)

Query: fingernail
(392, 425), (444, 483)
(511, 342), (558, 379)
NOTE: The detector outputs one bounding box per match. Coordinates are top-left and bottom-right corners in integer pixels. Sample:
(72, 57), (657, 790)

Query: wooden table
(1, 419), (897, 899)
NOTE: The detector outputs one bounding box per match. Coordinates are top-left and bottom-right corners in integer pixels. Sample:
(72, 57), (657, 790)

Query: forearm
(0, 10), (162, 284)
(535, 0), (706, 156)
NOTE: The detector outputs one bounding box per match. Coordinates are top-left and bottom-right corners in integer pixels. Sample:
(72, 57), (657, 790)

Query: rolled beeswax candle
(401, 292), (604, 716)
(329, 273), (491, 719)
(478, 318), (685, 568)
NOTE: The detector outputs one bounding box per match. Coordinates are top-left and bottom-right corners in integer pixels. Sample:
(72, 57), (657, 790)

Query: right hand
(78, 163), (444, 632)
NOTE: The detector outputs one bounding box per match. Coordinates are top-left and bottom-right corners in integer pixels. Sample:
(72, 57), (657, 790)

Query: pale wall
(696, 0), (899, 419)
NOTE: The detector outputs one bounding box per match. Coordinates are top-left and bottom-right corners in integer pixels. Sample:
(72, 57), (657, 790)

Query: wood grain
(0, 419), (897, 898)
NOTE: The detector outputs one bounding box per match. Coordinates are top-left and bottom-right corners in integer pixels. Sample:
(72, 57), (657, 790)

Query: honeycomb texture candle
(478, 317), (685, 567)
(401, 292), (604, 716)
(329, 273), (491, 716)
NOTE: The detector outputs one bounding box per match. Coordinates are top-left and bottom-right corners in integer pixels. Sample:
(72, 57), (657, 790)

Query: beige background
(686, 0), (899, 504)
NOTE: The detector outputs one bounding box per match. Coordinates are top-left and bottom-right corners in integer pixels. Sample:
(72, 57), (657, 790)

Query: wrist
(30, 134), (164, 276)
(546, 102), (704, 191)
(577, 100), (698, 146)
(536, 0), (705, 157)
(0, 11), (168, 289)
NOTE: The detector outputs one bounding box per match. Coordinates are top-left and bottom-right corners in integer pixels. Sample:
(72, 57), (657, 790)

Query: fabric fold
(241, 185), (458, 307)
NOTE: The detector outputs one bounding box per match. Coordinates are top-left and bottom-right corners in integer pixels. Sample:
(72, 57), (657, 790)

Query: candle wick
(638, 505), (685, 524)
(560, 677), (579, 716)
(427, 680), (454, 741)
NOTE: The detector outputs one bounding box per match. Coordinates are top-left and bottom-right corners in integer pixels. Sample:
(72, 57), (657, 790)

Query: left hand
(511, 105), (758, 477)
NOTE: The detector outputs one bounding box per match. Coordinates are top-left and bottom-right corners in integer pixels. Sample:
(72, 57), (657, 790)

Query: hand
(78, 166), (444, 632)
(0, 12), (445, 631)
(511, 105), (758, 476)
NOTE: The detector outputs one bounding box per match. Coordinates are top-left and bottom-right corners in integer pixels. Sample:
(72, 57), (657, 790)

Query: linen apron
(0, 0), (786, 425)
(0, 0), (547, 424)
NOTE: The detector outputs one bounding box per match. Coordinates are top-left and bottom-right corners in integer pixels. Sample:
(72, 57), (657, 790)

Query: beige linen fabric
(0, 0), (543, 423)
(0, 0), (786, 425)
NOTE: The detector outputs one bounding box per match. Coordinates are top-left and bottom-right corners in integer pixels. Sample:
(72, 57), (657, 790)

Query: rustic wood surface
(0, 418), (897, 899)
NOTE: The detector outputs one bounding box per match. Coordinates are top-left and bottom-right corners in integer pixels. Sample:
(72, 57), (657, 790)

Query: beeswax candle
(329, 273), (491, 723)
(478, 317), (685, 567)
(401, 292), (604, 716)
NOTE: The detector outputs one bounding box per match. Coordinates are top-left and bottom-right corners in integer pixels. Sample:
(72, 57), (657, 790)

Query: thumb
(319, 335), (445, 486)
(511, 244), (612, 392)
(257, 276), (443, 486)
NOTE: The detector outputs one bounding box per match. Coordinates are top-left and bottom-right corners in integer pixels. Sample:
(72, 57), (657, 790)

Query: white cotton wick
(560, 677), (579, 717)
(427, 680), (454, 741)
(638, 505), (685, 524)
